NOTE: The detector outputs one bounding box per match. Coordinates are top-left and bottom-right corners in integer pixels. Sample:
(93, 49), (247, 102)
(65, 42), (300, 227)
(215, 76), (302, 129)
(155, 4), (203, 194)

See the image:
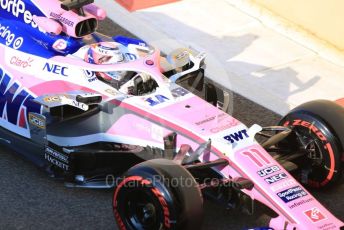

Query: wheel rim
(304, 138), (323, 165)
(123, 188), (164, 230)
(294, 127), (329, 184)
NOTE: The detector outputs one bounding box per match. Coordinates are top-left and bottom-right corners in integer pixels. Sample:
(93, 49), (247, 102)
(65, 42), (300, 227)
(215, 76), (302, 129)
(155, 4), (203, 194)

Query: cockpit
(69, 37), (207, 99)
(98, 71), (158, 96)
(80, 41), (159, 96)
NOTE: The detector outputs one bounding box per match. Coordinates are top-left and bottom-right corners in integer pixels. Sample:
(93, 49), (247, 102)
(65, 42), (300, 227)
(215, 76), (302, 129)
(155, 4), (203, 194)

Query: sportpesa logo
(0, 0), (40, 29)
(0, 22), (23, 49)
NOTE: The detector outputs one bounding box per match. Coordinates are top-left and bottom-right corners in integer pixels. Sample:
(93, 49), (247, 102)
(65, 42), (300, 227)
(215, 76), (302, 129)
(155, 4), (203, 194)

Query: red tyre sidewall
(113, 175), (177, 230)
(282, 113), (341, 188)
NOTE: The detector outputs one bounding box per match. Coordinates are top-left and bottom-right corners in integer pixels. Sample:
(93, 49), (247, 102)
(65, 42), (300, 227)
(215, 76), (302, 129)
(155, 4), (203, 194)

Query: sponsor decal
(45, 146), (69, 171)
(10, 56), (33, 68)
(304, 208), (326, 223)
(318, 223), (336, 230)
(223, 129), (249, 143)
(288, 197), (314, 209)
(53, 39), (68, 51)
(258, 165), (280, 177)
(195, 113), (226, 126)
(175, 50), (189, 60)
(43, 96), (61, 103)
(125, 53), (137, 61)
(0, 22), (24, 49)
(32, 37), (49, 49)
(43, 95), (88, 110)
(28, 113), (44, 129)
(195, 113), (227, 126)
(84, 70), (97, 82)
(0, 0), (40, 29)
(105, 88), (117, 96)
(270, 178), (297, 192)
(265, 172), (288, 184)
(67, 100), (88, 111)
(145, 95), (169, 106)
(171, 87), (189, 98)
(43, 63), (68, 76)
(196, 116), (215, 126)
(50, 12), (74, 27)
(210, 119), (239, 133)
(0, 67), (41, 127)
(277, 186), (307, 203)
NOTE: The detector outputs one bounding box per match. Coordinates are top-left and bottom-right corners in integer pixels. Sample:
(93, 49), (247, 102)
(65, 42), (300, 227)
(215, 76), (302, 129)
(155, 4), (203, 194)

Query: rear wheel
(113, 159), (203, 230)
(279, 102), (343, 188)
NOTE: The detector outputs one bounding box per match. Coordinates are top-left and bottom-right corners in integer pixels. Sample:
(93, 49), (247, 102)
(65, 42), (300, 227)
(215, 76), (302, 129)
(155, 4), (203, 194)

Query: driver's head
(84, 42), (127, 81)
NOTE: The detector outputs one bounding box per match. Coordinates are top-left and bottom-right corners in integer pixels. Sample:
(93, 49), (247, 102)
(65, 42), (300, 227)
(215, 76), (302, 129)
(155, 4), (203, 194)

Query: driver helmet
(84, 42), (127, 81)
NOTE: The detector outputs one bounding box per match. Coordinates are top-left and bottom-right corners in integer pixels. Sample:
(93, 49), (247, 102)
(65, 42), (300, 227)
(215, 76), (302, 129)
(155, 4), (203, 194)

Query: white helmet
(84, 42), (127, 81)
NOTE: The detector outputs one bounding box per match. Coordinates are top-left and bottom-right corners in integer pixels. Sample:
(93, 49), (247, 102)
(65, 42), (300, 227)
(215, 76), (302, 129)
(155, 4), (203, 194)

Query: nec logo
(265, 173), (288, 184)
(223, 129), (249, 143)
(43, 63), (68, 76)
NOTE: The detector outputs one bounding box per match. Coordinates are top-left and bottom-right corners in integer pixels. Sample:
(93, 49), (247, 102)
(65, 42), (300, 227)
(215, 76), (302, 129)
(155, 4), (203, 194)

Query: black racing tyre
(113, 159), (203, 230)
(279, 101), (344, 188)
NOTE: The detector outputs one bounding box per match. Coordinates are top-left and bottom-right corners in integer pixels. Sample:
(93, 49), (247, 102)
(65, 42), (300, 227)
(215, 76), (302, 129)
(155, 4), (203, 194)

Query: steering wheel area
(118, 72), (158, 96)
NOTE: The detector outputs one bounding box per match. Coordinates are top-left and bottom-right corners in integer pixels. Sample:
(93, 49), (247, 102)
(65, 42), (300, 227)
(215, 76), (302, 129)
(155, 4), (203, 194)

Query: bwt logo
(43, 63), (68, 76)
(223, 129), (249, 143)
(84, 70), (97, 82)
(0, 67), (41, 127)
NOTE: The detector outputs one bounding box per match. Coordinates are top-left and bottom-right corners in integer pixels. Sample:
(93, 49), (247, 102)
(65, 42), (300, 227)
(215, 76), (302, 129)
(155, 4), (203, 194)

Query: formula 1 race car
(1, 0), (344, 230)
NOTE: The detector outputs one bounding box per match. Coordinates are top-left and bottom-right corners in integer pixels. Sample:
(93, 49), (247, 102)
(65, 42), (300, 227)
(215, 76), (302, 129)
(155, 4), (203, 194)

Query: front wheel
(113, 159), (203, 230)
(278, 100), (344, 188)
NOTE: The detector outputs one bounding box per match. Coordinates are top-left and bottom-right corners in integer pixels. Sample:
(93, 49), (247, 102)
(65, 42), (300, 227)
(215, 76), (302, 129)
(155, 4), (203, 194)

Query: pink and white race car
(1, 0), (344, 229)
